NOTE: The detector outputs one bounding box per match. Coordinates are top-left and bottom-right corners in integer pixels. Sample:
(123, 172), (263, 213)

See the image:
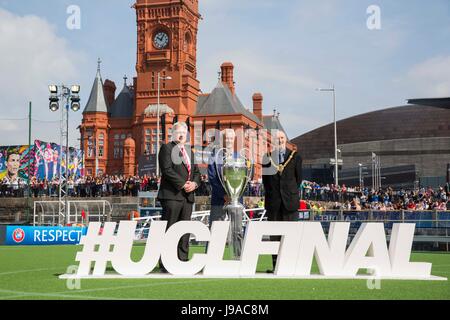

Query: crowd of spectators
(0, 175), (160, 198)
(301, 181), (450, 211)
(0, 174), (264, 198)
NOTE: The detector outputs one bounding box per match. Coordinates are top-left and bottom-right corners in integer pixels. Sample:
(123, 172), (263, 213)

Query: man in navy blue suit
(207, 129), (237, 228)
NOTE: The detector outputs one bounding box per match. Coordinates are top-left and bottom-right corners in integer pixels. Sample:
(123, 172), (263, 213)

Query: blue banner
(5, 226), (87, 246)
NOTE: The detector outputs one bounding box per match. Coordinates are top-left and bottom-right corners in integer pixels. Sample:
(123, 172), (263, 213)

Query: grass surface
(0, 245), (448, 300)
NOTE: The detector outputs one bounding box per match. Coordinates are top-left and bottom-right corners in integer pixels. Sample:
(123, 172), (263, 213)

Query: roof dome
(144, 104), (175, 117)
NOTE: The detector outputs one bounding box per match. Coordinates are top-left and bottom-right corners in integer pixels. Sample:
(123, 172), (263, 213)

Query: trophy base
(224, 203), (245, 260)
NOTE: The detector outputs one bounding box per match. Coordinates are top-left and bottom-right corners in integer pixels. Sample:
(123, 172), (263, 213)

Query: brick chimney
(103, 79), (117, 109)
(221, 62), (235, 95)
(252, 93), (263, 121)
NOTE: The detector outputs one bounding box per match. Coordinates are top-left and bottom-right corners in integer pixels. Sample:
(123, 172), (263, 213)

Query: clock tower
(134, 0), (200, 120)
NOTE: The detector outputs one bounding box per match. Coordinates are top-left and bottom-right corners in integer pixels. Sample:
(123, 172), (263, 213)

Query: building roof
(292, 104), (450, 160)
(263, 115), (288, 139)
(407, 97), (450, 109)
(196, 94), (209, 112)
(110, 84), (134, 118)
(195, 81), (262, 124)
(83, 65), (108, 114)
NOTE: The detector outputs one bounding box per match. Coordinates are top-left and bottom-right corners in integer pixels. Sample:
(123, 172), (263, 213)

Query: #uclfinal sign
(60, 221), (446, 280)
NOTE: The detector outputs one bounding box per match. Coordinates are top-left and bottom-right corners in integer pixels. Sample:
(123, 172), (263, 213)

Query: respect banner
(4, 226), (87, 246)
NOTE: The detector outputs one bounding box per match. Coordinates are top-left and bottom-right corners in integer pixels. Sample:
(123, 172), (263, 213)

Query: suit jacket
(262, 149), (303, 213)
(157, 141), (201, 203)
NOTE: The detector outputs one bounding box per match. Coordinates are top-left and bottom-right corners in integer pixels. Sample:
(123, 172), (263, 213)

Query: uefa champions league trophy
(215, 148), (252, 260)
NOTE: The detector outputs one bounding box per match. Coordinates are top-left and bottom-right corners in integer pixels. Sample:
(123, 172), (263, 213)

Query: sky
(0, 0), (449, 148)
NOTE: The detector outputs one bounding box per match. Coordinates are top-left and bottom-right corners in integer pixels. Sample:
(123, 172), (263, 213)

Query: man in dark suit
(157, 121), (201, 272)
(207, 129), (236, 228)
(262, 130), (303, 273)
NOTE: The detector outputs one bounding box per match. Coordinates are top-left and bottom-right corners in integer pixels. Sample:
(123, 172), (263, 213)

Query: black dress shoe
(266, 269), (274, 274)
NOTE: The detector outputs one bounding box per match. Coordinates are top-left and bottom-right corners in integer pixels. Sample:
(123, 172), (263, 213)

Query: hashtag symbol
(75, 222), (118, 276)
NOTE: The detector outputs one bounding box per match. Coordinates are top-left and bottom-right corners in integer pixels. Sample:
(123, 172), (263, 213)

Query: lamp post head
(49, 85), (58, 94)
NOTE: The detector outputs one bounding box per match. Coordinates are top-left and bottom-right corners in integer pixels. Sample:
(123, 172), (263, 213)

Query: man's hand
(183, 181), (197, 193)
(224, 195), (230, 204)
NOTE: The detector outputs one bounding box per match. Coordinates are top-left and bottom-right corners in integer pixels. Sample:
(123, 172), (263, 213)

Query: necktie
(279, 150), (285, 164)
(180, 145), (191, 177)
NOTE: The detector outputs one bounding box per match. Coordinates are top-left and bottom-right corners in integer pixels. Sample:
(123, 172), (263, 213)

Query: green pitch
(0, 244), (448, 300)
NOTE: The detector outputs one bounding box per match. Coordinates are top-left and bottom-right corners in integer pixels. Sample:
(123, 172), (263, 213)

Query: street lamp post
(359, 163), (363, 190)
(48, 84), (80, 226)
(156, 72), (172, 176)
(317, 85), (338, 186)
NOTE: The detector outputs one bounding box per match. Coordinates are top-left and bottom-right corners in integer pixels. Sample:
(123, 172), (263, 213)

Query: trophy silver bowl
(215, 148), (253, 260)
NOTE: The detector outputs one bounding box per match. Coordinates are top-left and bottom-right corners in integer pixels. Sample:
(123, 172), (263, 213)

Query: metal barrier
(310, 209), (450, 249)
(33, 200), (112, 226)
(132, 208), (267, 241)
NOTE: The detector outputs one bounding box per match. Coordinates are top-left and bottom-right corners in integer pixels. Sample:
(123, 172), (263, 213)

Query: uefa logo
(12, 228), (25, 244)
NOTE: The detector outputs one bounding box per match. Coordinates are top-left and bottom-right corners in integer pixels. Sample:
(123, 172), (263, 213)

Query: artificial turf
(0, 245), (448, 300)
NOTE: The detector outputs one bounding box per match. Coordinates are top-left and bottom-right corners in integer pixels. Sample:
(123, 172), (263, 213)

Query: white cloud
(0, 120), (20, 132)
(0, 8), (86, 146)
(279, 112), (325, 140)
(199, 49), (324, 99)
(401, 55), (450, 97)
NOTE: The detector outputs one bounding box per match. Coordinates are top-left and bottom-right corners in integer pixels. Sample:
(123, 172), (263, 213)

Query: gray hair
(172, 121), (188, 132)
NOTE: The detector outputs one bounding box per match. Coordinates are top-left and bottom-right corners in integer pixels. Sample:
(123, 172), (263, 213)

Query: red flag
(81, 209), (86, 220)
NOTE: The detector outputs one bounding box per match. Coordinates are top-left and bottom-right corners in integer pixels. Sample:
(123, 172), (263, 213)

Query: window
(113, 133), (122, 159)
(98, 134), (105, 158)
(86, 129), (94, 158)
(145, 129), (152, 155)
(184, 32), (192, 53)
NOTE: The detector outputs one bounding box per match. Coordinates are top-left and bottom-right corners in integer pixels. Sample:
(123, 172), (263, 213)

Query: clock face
(153, 31), (169, 49)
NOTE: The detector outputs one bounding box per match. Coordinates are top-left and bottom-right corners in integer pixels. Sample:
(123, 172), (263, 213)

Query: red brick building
(80, 0), (293, 180)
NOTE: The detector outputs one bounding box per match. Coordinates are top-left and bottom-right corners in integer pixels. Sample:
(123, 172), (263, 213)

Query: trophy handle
(214, 148), (227, 191)
(238, 148), (253, 199)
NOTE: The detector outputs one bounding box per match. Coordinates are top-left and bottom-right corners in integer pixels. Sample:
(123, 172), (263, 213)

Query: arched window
(98, 133), (105, 158)
(114, 134), (120, 159)
(184, 32), (192, 53)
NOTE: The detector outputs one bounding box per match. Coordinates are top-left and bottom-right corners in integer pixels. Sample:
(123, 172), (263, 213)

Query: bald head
(222, 128), (236, 151)
(273, 130), (287, 151)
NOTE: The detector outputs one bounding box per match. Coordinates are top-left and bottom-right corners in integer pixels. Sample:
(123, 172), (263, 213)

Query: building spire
(83, 59), (108, 114)
(97, 58), (102, 76)
(123, 75), (128, 86)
